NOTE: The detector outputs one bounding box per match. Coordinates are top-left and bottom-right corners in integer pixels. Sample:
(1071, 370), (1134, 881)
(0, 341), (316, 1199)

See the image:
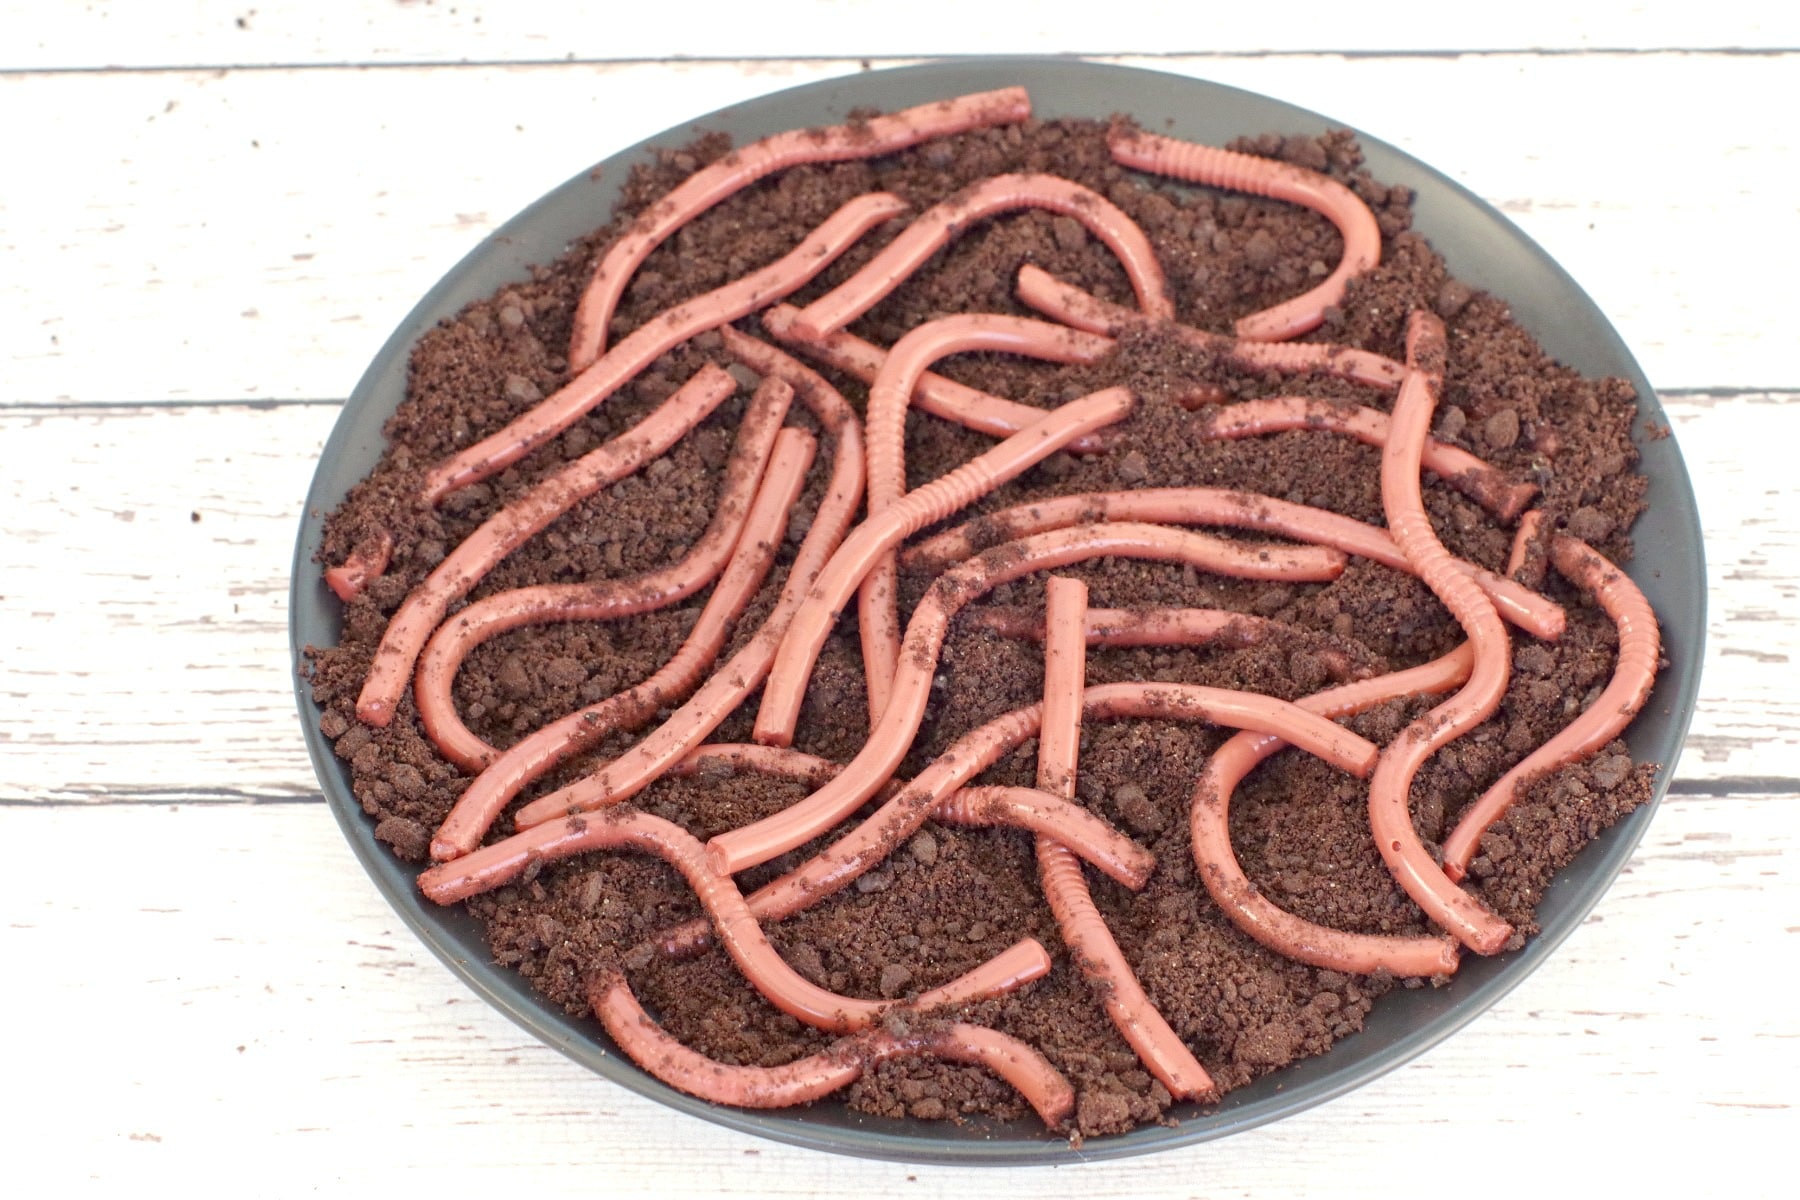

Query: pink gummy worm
(589, 971), (1075, 1127)
(750, 386), (1137, 749)
(792, 172), (1174, 340)
(1195, 396), (1538, 522)
(355, 363), (740, 729)
(565, 86), (1031, 371)
(1015, 263), (1405, 391)
(1439, 535), (1661, 880)
(1035, 576), (1215, 1101)
(324, 529), (393, 603)
(1367, 313), (1515, 954)
(1190, 646), (1475, 977)
(500, 343), (874, 832)
(666, 743), (845, 788)
(421, 192), (907, 505)
(711, 521), (1353, 876)
(414, 376), (796, 774)
(425, 425), (814, 861)
(1106, 125), (1382, 341)
(1506, 508), (1547, 578)
(676, 674), (1376, 959)
(930, 785), (1155, 891)
(900, 488), (1565, 642)
(966, 604), (1361, 681)
(417, 808), (1050, 1034)
(654, 772), (1158, 963)
(857, 313), (1118, 724)
(760, 303), (1112, 453)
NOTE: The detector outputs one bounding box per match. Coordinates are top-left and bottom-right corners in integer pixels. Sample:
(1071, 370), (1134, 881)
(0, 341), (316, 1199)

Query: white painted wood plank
(3, 794), (1791, 1195)
(0, 394), (1791, 800)
(1, 54), (1795, 407)
(5, 0), (1795, 70)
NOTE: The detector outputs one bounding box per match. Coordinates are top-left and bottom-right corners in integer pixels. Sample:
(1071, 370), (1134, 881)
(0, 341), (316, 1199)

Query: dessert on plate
(307, 84), (1661, 1139)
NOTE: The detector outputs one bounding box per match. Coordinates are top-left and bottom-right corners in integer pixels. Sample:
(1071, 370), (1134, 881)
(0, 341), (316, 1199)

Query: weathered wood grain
(0, 393), (1791, 802)
(6, 1), (1794, 70)
(2, 53), (1796, 407)
(4, 793), (1790, 1195)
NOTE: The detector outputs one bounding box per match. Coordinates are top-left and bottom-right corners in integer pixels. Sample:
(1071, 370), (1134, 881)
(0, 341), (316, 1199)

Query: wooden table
(5, 4), (1794, 1195)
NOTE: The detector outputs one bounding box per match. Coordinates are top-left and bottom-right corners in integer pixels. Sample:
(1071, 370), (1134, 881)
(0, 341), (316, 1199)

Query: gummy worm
(1190, 646), (1474, 976)
(567, 86), (1031, 370)
(1439, 535), (1661, 880)
(588, 971), (1075, 1127)
(357, 362), (741, 728)
(792, 172), (1174, 340)
(1107, 124), (1381, 341)
(422, 192), (908, 504)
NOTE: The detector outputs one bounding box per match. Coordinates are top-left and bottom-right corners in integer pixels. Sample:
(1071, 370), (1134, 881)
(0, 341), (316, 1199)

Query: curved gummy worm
(421, 192), (908, 505)
(1439, 535), (1661, 880)
(1016, 264), (1404, 391)
(417, 807), (1051, 1034)
(498, 339), (875, 831)
(792, 172), (1173, 340)
(1367, 313), (1514, 954)
(1034, 576), (1215, 1101)
(589, 971), (1075, 1127)
(566, 86), (1031, 370)
(750, 387), (1137, 749)
(760, 303), (1112, 453)
(901, 488), (1565, 642)
(356, 363), (742, 729)
(1191, 646), (1475, 976)
(711, 521), (1355, 875)
(1194, 396), (1537, 522)
(857, 313), (1118, 723)
(324, 529), (393, 603)
(1107, 125), (1381, 341)
(426, 423), (814, 861)
(415, 376), (795, 775)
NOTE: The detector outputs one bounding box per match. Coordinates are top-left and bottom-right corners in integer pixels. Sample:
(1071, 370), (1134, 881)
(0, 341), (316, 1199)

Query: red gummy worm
(1366, 312), (1515, 954)
(426, 425), (814, 861)
(749, 386), (1137, 749)
(792, 173), (1174, 340)
(421, 192), (907, 505)
(711, 521), (1354, 876)
(566, 86), (1031, 371)
(324, 529), (393, 603)
(760, 303), (1112, 453)
(589, 972), (1075, 1127)
(356, 363), (743, 729)
(1015, 264), (1405, 391)
(858, 314), (1117, 723)
(414, 375), (796, 773)
(1439, 535), (1661, 880)
(1035, 576), (1215, 1101)
(901, 488), (1566, 642)
(417, 808), (1051, 1034)
(1190, 647), (1474, 976)
(1107, 125), (1381, 341)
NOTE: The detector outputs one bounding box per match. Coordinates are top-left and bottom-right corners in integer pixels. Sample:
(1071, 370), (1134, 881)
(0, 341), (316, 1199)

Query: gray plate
(289, 57), (1706, 1164)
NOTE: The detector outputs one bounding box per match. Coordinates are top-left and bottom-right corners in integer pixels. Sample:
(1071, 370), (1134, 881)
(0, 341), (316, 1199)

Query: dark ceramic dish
(290, 58), (1705, 1164)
